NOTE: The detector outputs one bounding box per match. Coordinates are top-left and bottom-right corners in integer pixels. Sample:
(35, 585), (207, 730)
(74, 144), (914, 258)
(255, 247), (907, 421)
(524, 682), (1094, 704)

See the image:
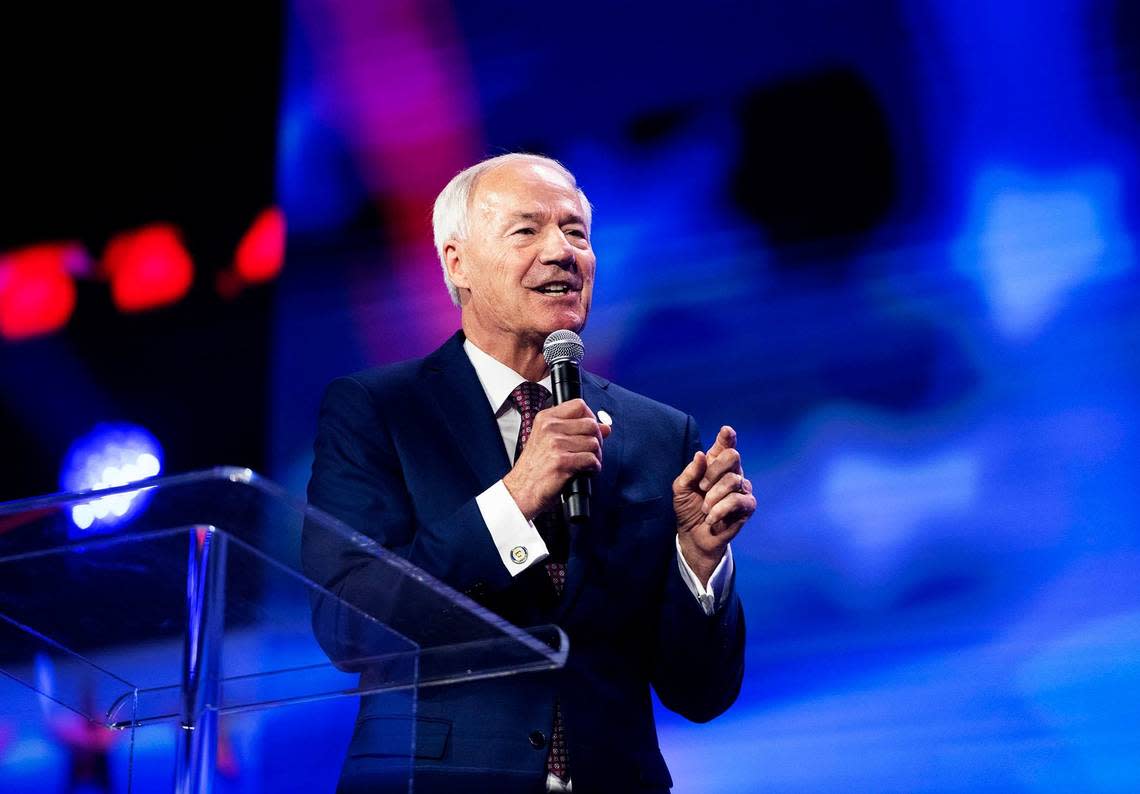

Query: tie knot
(509, 382), (550, 418)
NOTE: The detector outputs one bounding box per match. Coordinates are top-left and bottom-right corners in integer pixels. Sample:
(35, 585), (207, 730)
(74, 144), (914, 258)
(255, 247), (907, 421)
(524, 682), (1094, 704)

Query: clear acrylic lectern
(0, 468), (568, 792)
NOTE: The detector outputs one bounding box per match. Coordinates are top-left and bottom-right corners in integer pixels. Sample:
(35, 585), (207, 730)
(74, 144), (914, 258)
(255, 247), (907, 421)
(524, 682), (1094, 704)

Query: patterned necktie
(508, 381), (570, 783)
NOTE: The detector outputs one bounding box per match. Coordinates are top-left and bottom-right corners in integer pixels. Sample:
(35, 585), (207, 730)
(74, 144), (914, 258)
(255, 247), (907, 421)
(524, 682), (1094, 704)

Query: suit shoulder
(325, 357), (429, 410)
(592, 374), (692, 429)
(344, 357), (424, 391)
(326, 332), (462, 407)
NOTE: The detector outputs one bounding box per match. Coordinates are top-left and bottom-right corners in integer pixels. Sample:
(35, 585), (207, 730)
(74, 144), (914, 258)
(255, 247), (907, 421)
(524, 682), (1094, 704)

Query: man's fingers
(699, 447), (741, 491)
(543, 416), (609, 437)
(702, 473), (750, 513)
(673, 450), (707, 492)
(568, 450), (603, 474)
(705, 425), (738, 461)
(543, 398), (593, 419)
(705, 491), (756, 530)
(537, 405), (610, 441)
(558, 433), (602, 455)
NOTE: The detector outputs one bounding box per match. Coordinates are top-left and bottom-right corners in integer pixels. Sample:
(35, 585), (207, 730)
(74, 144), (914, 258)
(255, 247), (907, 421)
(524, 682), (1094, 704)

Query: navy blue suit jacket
(305, 332), (744, 793)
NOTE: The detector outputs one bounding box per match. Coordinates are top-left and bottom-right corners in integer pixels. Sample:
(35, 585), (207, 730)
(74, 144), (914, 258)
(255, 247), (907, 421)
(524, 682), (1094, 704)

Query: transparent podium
(0, 468), (568, 792)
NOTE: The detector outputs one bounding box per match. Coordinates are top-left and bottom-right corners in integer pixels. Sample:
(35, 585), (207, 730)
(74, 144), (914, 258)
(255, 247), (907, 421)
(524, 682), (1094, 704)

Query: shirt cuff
(476, 480), (550, 575)
(674, 536), (735, 616)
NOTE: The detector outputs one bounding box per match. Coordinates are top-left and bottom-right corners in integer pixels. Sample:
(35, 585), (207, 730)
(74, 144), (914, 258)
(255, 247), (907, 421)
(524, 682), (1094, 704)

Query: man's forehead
(485, 158), (573, 187)
(472, 161), (580, 213)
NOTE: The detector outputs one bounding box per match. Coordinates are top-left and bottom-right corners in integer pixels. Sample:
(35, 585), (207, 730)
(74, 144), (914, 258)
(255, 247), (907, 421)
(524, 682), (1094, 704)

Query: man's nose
(539, 229), (577, 270)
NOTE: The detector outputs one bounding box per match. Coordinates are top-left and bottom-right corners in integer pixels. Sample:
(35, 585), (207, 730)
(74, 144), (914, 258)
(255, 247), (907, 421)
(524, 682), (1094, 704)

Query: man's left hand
(673, 426), (755, 586)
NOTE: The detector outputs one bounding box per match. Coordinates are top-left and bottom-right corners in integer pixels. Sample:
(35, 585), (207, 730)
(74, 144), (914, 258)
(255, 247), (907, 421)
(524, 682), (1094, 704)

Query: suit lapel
(556, 370), (619, 621)
(423, 332), (512, 490)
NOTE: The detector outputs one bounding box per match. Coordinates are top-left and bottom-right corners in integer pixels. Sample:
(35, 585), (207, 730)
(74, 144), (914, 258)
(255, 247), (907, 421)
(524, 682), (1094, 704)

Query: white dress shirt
(464, 339), (732, 615)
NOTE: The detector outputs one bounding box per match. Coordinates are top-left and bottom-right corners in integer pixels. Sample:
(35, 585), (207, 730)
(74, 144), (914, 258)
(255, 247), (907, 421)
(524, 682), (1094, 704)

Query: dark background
(0, 6), (282, 502)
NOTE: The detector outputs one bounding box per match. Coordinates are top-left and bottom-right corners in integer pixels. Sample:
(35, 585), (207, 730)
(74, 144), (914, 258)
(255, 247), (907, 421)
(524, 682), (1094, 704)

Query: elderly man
(306, 153), (752, 793)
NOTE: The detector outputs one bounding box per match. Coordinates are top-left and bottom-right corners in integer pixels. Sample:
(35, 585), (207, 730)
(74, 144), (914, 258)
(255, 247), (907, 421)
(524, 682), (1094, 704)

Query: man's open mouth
(533, 284), (576, 295)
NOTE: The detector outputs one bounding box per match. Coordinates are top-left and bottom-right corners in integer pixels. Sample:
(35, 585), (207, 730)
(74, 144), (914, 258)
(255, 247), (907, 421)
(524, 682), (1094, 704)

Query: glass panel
(0, 468), (567, 732)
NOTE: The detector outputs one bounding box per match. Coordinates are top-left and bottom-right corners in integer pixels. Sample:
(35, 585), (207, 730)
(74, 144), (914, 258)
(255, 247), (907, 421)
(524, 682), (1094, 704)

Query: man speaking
(306, 154), (753, 792)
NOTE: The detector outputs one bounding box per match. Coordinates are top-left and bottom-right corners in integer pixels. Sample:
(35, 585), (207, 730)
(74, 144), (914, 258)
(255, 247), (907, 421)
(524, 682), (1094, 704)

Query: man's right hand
(502, 398), (612, 520)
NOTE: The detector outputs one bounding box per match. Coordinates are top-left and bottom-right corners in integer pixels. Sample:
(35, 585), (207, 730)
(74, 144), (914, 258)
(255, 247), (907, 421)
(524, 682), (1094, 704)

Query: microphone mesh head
(543, 329), (585, 366)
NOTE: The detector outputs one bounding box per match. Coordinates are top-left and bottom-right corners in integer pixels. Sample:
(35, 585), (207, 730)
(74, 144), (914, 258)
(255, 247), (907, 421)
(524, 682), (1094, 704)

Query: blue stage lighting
(60, 423), (163, 533)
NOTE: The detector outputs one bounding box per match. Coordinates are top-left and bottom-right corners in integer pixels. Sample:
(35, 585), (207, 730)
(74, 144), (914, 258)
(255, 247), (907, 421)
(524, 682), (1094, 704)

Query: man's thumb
(674, 451), (707, 492)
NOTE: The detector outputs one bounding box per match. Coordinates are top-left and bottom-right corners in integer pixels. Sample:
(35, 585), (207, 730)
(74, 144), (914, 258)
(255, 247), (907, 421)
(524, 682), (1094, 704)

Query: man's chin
(541, 313), (586, 336)
(520, 319), (586, 349)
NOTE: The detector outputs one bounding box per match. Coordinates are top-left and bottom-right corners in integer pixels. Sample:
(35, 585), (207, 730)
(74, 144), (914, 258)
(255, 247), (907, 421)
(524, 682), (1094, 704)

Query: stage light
(0, 243), (82, 341)
(234, 206), (286, 284)
(102, 223), (194, 312)
(60, 424), (163, 533)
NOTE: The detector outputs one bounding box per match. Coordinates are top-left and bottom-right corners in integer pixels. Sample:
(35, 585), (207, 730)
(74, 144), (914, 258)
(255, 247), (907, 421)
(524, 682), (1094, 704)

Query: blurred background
(2, 0), (1139, 791)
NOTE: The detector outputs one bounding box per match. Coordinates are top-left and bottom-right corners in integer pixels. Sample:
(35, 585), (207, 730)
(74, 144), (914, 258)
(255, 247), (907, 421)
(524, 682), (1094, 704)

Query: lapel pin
(597, 410), (613, 427)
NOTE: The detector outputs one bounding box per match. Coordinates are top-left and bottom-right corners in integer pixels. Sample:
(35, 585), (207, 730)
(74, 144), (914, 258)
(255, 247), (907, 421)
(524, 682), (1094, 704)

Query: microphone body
(543, 330), (590, 523)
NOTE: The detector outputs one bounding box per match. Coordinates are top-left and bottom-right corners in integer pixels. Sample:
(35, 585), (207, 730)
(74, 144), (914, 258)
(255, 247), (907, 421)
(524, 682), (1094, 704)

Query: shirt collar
(463, 338), (552, 415)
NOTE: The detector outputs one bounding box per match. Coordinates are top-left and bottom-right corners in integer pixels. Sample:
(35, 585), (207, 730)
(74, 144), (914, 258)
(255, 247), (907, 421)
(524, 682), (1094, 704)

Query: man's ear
(444, 239), (470, 291)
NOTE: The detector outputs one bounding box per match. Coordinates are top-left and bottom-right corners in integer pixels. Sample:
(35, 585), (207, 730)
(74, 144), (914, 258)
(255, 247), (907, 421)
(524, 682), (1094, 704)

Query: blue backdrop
(270, 1), (1140, 790)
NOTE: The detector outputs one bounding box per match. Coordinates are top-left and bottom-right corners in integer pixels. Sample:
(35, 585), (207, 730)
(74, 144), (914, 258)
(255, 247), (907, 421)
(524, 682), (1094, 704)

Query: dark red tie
(508, 381), (569, 782)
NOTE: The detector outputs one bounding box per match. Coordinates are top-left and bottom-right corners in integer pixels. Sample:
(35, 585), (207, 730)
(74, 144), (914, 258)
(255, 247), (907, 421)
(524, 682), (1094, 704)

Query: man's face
(448, 160), (595, 347)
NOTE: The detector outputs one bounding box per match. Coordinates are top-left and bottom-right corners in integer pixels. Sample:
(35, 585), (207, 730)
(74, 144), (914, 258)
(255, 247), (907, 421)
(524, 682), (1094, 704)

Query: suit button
(528, 730), (546, 749)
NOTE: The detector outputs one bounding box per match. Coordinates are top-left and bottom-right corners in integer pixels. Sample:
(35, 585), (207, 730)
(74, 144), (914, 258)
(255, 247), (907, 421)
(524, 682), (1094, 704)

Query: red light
(234, 207), (285, 284)
(102, 224), (194, 312)
(0, 243), (79, 341)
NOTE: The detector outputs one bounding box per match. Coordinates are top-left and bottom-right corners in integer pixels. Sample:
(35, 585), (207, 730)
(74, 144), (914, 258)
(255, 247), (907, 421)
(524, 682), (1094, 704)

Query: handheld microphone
(543, 329), (590, 523)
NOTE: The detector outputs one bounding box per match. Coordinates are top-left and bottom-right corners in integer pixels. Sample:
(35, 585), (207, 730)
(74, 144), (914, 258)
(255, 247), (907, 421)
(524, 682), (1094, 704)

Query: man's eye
(565, 229), (587, 239)
(513, 227), (535, 235)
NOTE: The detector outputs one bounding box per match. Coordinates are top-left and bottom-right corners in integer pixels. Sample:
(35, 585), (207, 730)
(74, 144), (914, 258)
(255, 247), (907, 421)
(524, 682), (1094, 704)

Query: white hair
(431, 153), (592, 306)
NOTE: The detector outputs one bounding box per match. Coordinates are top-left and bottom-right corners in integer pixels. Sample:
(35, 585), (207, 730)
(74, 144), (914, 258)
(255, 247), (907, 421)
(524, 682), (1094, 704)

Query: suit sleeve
(302, 376), (514, 663)
(650, 415), (746, 723)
